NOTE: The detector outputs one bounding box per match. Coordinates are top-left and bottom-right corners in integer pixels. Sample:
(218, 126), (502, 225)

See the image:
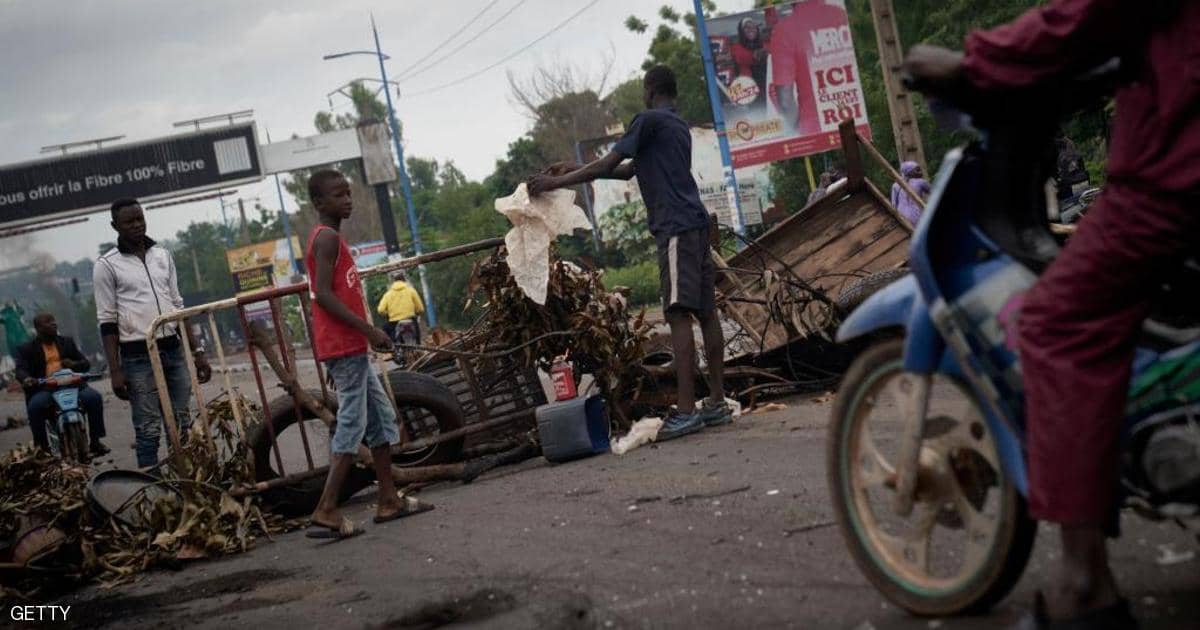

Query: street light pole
(371, 14), (437, 328)
(322, 18), (438, 327)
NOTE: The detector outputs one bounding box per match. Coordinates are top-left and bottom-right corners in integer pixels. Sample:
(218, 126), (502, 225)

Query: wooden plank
(853, 232), (911, 272)
(840, 120), (865, 190)
(792, 215), (900, 284)
(864, 179), (915, 234)
(768, 204), (879, 273)
(711, 250), (766, 347)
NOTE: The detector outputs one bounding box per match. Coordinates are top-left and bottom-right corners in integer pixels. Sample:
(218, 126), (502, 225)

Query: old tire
(385, 370), (465, 467)
(248, 390), (375, 517)
(247, 373), (465, 516)
(827, 339), (1036, 615)
(837, 269), (911, 316)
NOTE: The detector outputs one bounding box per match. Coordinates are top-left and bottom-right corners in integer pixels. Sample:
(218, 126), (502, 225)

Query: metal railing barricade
(142, 236), (507, 492)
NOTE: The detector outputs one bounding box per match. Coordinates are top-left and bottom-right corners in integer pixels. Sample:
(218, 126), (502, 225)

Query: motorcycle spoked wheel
(827, 339), (1036, 616)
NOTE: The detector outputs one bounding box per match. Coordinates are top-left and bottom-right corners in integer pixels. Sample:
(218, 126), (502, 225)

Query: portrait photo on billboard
(704, 0), (870, 168)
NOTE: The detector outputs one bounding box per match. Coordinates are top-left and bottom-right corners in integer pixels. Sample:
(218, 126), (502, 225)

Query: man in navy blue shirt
(529, 66), (731, 440)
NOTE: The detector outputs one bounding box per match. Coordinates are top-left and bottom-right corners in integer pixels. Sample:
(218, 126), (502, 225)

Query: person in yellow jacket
(377, 270), (425, 345)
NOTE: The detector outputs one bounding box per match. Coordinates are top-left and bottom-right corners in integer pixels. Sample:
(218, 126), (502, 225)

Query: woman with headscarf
(890, 161), (930, 225)
(729, 17), (768, 112)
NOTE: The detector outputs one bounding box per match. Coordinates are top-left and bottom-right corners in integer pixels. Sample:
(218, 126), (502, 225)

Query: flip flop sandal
(373, 495), (436, 524)
(1012, 592), (1139, 630)
(305, 517), (363, 540)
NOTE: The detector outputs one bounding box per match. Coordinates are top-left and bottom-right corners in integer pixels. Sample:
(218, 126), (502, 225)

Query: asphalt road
(3, 380), (1197, 629)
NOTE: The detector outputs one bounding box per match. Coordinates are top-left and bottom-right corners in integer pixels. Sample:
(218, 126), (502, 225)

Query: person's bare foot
(1042, 569), (1121, 620)
(310, 507), (345, 530)
(375, 491), (405, 521)
(1043, 525), (1123, 621)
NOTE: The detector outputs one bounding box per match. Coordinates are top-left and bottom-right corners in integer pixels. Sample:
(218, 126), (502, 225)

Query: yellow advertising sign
(225, 237), (302, 297)
(226, 237), (301, 278)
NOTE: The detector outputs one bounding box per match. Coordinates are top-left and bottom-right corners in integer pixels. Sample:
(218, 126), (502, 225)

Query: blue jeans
(123, 346), (193, 468)
(27, 386), (106, 450)
(327, 353), (399, 455)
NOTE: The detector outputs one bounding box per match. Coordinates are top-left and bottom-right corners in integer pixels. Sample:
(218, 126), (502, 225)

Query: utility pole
(237, 198), (251, 245)
(371, 15), (437, 327)
(190, 249), (204, 291)
(869, 0), (927, 172)
(693, 0), (745, 243)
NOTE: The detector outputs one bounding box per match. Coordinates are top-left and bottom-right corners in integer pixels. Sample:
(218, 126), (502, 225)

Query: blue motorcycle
(826, 66), (1200, 615)
(36, 369), (100, 464)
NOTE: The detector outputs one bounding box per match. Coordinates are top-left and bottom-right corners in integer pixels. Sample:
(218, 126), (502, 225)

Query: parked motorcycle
(37, 369), (101, 464)
(826, 63), (1200, 615)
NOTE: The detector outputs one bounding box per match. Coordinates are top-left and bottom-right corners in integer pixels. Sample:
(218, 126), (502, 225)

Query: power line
(392, 0), (504, 79)
(406, 0), (603, 98)
(398, 0), (530, 83)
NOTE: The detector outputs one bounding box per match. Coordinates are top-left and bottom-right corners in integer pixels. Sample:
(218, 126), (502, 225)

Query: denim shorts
(326, 353), (399, 454)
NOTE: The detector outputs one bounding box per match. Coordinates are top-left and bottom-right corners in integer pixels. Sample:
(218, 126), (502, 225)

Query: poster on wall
(704, 0), (870, 168)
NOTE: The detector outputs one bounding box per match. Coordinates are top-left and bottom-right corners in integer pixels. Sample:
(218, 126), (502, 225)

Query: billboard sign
(704, 0), (870, 168)
(231, 265), (275, 294)
(259, 127), (361, 175)
(0, 123), (262, 228)
(350, 241), (388, 268)
(226, 236), (302, 280)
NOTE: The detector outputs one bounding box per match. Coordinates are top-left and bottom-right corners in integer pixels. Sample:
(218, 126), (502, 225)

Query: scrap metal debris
(0, 395), (284, 599)
(464, 246), (651, 427)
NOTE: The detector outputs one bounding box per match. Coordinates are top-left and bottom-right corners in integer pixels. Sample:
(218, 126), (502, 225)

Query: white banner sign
(259, 127), (362, 175)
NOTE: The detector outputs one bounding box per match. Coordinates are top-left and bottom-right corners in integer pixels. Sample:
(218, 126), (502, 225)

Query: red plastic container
(551, 360), (577, 401)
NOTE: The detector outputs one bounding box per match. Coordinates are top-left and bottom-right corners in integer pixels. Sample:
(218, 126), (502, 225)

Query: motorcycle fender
(937, 353), (1030, 495)
(836, 274), (919, 343)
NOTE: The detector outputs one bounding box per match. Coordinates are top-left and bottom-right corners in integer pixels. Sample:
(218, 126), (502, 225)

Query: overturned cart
(709, 121), (919, 400)
(144, 238), (551, 516)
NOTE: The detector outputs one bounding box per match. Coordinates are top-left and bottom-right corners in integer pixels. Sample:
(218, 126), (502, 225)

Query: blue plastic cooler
(535, 395), (609, 463)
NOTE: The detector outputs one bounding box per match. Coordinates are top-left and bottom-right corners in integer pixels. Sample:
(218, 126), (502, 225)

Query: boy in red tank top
(304, 170), (433, 538)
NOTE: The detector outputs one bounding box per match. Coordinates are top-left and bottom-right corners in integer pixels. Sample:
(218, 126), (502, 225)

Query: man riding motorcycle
(904, 0), (1200, 627)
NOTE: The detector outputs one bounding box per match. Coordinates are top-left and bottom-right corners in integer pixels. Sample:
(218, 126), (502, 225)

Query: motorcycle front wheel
(827, 339), (1036, 615)
(60, 420), (90, 465)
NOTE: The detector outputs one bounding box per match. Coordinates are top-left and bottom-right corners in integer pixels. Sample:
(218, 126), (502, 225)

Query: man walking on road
(94, 198), (211, 468)
(529, 65), (732, 440)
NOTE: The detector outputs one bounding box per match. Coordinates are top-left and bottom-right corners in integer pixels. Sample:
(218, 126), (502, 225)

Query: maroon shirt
(962, 0), (1200, 195)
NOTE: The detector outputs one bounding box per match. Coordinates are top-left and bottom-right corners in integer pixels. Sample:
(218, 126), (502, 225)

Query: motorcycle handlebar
(35, 372), (102, 387)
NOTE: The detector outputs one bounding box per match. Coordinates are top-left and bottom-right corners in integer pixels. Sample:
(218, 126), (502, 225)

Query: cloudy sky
(0, 0), (755, 271)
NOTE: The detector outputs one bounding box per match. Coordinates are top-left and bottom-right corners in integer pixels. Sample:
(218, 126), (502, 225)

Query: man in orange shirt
(14, 312), (108, 455)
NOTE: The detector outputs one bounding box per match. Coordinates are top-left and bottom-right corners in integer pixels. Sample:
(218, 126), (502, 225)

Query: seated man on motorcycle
(905, 0), (1200, 626)
(13, 312), (109, 456)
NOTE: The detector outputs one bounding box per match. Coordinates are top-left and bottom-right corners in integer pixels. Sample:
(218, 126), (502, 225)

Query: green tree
(598, 201), (654, 266)
(623, 2), (718, 124)
(485, 137), (554, 199)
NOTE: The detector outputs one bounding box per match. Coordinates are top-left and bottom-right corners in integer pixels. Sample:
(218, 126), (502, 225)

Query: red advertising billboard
(704, 0), (870, 168)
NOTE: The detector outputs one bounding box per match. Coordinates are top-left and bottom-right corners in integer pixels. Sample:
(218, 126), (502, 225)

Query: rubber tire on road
(385, 370), (465, 467)
(826, 339), (1037, 616)
(836, 268), (911, 316)
(247, 373), (465, 516)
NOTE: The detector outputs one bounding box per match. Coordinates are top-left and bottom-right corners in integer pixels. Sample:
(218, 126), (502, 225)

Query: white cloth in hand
(494, 183), (591, 304)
